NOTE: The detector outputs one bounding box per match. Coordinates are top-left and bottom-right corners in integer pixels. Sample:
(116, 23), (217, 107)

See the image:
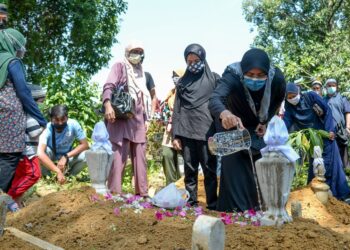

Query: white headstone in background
(86, 150), (114, 195)
(192, 215), (225, 250)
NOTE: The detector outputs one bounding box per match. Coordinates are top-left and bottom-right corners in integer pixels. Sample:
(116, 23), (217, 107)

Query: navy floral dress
(0, 82), (26, 153)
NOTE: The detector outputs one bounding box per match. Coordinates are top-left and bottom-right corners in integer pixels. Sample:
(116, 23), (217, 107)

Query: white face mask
(327, 86), (337, 95)
(287, 94), (301, 105)
(128, 53), (142, 65)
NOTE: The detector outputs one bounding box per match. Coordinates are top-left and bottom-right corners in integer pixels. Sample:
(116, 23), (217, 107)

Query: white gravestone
(255, 151), (295, 226)
(192, 215), (225, 250)
(86, 150), (114, 195)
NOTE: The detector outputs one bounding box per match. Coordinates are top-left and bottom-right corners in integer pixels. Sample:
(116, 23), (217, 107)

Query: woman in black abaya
(172, 43), (219, 209)
(209, 48), (286, 212)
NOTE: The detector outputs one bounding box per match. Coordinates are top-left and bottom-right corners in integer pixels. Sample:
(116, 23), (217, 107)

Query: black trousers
(338, 143), (349, 169)
(181, 137), (217, 209)
(0, 152), (22, 192)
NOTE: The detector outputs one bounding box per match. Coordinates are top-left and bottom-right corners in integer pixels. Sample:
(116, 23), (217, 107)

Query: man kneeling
(38, 104), (89, 183)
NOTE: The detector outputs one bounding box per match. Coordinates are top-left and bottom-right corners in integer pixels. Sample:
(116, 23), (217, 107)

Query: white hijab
(124, 40), (151, 115)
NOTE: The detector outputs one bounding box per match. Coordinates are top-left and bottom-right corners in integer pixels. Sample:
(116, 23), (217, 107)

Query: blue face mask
(188, 61), (205, 74)
(243, 76), (267, 91)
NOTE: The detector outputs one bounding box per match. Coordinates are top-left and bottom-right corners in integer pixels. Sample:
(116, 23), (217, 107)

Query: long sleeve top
(209, 66), (286, 131)
(8, 60), (47, 127)
(283, 91), (335, 133)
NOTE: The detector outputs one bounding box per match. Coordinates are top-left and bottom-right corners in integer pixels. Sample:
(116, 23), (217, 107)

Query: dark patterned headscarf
(177, 43), (216, 109)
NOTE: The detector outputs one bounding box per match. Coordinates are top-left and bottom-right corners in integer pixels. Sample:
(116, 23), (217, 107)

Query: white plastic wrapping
(91, 121), (113, 155)
(260, 115), (299, 162)
(151, 183), (189, 209)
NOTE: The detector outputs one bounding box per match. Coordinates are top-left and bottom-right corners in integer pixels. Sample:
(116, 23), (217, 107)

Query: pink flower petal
(113, 207), (120, 216)
(248, 209), (256, 216)
(194, 206), (203, 213)
(90, 194), (99, 202)
(179, 211), (187, 217)
(140, 202), (153, 209)
(104, 193), (113, 200)
(155, 211), (164, 221)
(175, 206), (182, 212)
(164, 211), (173, 217)
(220, 212), (227, 218)
(220, 214), (233, 225)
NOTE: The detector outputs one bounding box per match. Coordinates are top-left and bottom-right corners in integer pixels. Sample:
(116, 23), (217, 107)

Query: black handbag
(336, 123), (349, 145)
(110, 84), (135, 119)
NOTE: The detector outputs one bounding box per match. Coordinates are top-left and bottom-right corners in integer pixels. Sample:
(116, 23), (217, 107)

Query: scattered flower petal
(155, 211), (164, 221)
(164, 211), (173, 217)
(179, 211), (187, 217)
(113, 207), (120, 216)
(90, 194), (99, 202)
(104, 192), (113, 200)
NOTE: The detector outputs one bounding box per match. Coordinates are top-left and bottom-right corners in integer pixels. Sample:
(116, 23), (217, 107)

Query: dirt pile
(0, 181), (350, 249)
(287, 186), (350, 234)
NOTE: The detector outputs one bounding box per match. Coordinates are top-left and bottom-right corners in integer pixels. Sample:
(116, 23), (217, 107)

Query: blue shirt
(39, 118), (86, 160)
(324, 92), (350, 128)
(8, 60), (47, 127)
(283, 91), (335, 133)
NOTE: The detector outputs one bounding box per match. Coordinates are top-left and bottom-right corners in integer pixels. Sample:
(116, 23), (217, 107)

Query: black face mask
(53, 122), (67, 131)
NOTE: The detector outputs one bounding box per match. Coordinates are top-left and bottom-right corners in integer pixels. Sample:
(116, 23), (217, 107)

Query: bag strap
(51, 125), (57, 160)
(120, 64), (128, 90)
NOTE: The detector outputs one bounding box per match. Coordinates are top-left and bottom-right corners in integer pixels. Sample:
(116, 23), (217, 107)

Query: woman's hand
(173, 138), (182, 151)
(329, 131), (335, 141)
(104, 101), (116, 123)
(219, 110), (243, 130)
(255, 123), (267, 137)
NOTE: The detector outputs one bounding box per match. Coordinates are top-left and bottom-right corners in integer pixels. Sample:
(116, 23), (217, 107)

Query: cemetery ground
(1, 162), (350, 249)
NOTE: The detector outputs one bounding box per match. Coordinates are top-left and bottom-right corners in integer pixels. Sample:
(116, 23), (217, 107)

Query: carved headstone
(86, 150), (114, 195)
(255, 151), (295, 226)
(311, 146), (330, 205)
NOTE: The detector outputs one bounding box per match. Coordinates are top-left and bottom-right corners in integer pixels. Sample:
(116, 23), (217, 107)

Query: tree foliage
(41, 66), (102, 140)
(7, 1), (127, 138)
(8, 0), (127, 83)
(242, 0), (350, 89)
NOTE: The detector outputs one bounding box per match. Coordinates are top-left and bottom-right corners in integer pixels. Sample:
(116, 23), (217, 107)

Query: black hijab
(177, 43), (216, 109)
(240, 48), (270, 74)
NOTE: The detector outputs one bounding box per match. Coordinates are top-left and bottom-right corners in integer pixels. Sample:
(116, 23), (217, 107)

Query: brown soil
(0, 233), (41, 250)
(1, 177), (350, 249)
(286, 185), (350, 234)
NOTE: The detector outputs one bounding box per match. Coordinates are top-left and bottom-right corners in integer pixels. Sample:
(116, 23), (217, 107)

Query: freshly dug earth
(287, 186), (350, 234)
(0, 233), (41, 250)
(1, 180), (350, 249)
